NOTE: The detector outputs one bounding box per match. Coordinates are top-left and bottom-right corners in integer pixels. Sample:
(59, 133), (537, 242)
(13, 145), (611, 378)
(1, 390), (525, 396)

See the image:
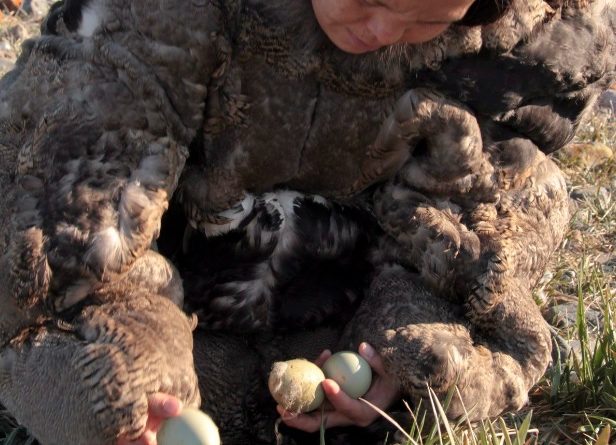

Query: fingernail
(163, 398), (182, 416)
(360, 342), (375, 359)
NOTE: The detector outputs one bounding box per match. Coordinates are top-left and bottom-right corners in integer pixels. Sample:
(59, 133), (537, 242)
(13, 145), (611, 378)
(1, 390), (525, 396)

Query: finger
(321, 379), (360, 415)
(145, 413), (164, 434)
(276, 405), (299, 421)
(147, 393), (183, 418)
(314, 349), (332, 367)
(358, 342), (386, 376)
(116, 431), (156, 445)
(141, 429), (158, 445)
(276, 404), (350, 432)
(322, 379), (383, 427)
(276, 405), (320, 432)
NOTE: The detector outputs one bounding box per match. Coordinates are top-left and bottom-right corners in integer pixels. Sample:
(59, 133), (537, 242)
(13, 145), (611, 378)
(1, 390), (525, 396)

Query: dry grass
(0, 8), (40, 76)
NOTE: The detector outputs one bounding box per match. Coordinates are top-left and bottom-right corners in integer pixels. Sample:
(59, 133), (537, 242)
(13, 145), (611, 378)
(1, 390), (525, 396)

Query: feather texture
(180, 191), (375, 332)
(0, 0), (613, 443)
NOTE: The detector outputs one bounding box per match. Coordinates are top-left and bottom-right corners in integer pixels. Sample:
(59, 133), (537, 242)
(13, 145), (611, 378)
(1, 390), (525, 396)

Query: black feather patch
(178, 193), (378, 333)
(40, 1), (65, 35)
(65, 0), (94, 31)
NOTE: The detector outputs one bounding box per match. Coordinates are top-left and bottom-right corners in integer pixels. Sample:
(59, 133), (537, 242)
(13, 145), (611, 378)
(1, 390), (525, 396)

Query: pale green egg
(157, 408), (220, 445)
(322, 351), (372, 398)
(268, 359), (326, 413)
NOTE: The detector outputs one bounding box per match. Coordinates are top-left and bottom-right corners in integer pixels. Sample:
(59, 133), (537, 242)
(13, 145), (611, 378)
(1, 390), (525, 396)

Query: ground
(0, 5), (614, 445)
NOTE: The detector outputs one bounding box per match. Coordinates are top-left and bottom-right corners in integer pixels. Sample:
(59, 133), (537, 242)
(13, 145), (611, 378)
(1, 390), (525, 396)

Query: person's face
(311, 0), (476, 54)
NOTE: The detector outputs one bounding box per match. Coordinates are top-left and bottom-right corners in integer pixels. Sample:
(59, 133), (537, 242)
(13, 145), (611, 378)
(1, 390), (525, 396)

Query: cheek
(315, 0), (365, 27)
(313, 0), (337, 24)
(400, 24), (450, 44)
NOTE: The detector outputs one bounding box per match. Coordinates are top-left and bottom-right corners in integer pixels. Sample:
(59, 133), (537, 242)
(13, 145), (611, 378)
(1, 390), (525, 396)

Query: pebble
(0, 58), (14, 74)
(547, 302), (604, 366)
(20, 0), (54, 19)
(546, 302), (604, 332)
(596, 89), (616, 114)
(569, 187), (596, 201)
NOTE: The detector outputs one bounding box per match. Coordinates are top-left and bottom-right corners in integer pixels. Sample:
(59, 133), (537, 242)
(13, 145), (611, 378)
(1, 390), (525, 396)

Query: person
(0, 0), (613, 444)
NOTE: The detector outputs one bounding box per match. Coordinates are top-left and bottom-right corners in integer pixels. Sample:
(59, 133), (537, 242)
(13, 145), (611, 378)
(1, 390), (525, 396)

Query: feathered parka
(0, 0), (614, 444)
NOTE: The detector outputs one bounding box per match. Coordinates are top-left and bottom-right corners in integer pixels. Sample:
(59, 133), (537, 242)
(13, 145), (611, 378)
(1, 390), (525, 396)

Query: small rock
(20, 0), (53, 18)
(570, 186), (598, 201)
(548, 303), (603, 365)
(552, 338), (599, 365)
(547, 302), (604, 332)
(596, 89), (616, 113)
(6, 22), (28, 41)
(0, 40), (12, 52)
(0, 57), (15, 72)
(563, 142), (613, 168)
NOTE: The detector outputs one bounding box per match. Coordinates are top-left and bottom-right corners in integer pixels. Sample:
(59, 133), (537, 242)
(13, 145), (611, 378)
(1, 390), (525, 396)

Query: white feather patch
(86, 226), (127, 275)
(78, 0), (108, 37)
(202, 194), (256, 237)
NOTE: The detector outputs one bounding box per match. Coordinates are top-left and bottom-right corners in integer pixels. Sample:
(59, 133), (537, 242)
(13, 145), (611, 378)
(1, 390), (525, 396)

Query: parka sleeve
(0, 1), (232, 442)
(0, 0), (231, 311)
(344, 0), (615, 420)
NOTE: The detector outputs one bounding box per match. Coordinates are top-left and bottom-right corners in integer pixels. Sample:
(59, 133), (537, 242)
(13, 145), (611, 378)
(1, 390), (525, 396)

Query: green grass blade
(486, 419), (500, 445)
(514, 410), (533, 445)
(358, 398), (417, 444)
(2, 428), (21, 445)
(478, 421), (490, 445)
(426, 387), (444, 445)
(428, 387), (457, 444)
(498, 417), (513, 445)
(319, 405), (326, 445)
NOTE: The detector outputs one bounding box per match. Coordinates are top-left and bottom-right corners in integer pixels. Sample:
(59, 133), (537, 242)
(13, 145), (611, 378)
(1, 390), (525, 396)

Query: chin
(331, 39), (381, 55)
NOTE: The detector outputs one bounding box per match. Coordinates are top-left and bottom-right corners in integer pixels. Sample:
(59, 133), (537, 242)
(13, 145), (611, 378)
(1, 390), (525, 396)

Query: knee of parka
(392, 328), (473, 397)
(446, 350), (530, 420)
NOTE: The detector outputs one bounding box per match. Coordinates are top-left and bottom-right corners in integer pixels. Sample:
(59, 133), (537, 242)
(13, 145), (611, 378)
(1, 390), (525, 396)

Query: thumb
(358, 342), (386, 376)
(147, 393), (183, 418)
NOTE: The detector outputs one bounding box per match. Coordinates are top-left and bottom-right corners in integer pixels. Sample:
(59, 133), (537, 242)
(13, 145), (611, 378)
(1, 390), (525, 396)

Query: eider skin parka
(0, 0), (614, 444)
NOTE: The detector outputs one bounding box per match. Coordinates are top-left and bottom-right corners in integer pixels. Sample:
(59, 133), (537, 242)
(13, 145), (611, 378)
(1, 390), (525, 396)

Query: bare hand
(117, 393), (183, 445)
(277, 342), (401, 432)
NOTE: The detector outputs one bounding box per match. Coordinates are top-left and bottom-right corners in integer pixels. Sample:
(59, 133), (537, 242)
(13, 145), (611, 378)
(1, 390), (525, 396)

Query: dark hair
(455, 0), (513, 27)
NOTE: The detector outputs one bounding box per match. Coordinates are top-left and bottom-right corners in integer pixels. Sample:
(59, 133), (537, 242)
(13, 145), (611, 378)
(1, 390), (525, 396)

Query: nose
(366, 12), (406, 46)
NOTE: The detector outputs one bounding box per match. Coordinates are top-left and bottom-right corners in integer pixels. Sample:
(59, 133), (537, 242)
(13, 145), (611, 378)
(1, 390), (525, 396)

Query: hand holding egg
(269, 349), (373, 414)
(272, 343), (401, 433)
(322, 351), (373, 399)
(157, 408), (220, 445)
(268, 359), (327, 413)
